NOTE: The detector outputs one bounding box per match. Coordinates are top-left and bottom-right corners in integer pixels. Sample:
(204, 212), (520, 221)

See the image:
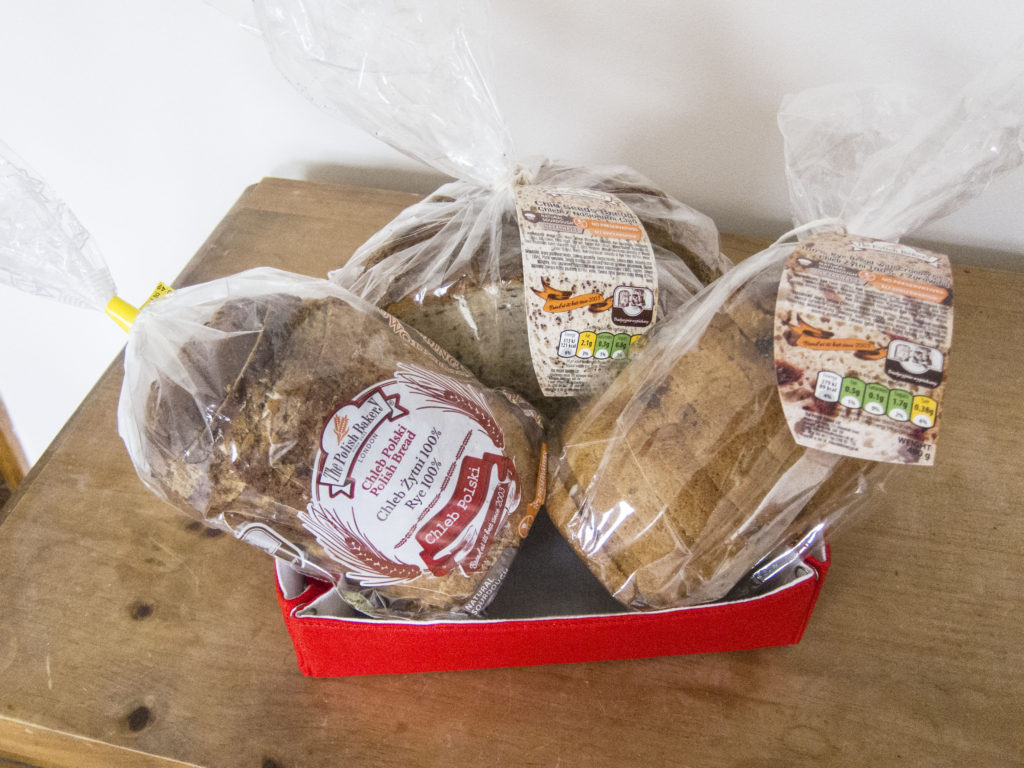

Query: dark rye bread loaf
(137, 286), (544, 619)
(546, 263), (868, 609)
(336, 161), (730, 409)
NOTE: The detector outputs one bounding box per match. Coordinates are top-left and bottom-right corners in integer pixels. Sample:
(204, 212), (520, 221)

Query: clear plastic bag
(1, 143), (546, 621)
(119, 269), (546, 619)
(547, 43), (1024, 609)
(0, 141), (115, 311)
(254, 1), (730, 412)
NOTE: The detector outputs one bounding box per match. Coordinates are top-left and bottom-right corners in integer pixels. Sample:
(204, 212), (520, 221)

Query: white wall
(1, 0), (1022, 466)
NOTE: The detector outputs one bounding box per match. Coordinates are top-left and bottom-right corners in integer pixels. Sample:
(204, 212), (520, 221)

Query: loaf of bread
(119, 269), (545, 619)
(546, 260), (877, 609)
(332, 161), (731, 411)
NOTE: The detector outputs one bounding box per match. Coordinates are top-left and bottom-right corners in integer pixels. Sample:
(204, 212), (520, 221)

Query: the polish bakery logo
(300, 365), (520, 586)
(315, 387), (410, 500)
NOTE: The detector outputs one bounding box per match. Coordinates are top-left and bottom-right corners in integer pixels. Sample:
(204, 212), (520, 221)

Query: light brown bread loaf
(547, 262), (875, 608)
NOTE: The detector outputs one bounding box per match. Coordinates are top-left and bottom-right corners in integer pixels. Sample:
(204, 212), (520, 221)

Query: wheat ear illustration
(300, 502), (421, 586)
(395, 365), (504, 448)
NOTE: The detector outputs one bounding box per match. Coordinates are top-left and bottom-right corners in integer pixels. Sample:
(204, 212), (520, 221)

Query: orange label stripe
(533, 282), (612, 314)
(860, 271), (949, 303)
(786, 316), (888, 359)
(572, 217), (643, 241)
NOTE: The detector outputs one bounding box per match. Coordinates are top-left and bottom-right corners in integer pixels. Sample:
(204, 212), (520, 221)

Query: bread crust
(138, 290), (544, 618)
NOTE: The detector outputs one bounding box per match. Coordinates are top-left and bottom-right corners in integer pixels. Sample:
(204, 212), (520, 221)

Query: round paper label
(299, 364), (520, 586)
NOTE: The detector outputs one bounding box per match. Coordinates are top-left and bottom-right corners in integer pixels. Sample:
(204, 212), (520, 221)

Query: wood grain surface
(1, 178), (1021, 768)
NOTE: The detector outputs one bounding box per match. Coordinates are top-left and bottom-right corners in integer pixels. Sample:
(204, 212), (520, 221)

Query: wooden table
(1, 178), (1021, 767)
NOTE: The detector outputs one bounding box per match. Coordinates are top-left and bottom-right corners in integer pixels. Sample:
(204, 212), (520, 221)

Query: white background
(1, 0), (1022, 466)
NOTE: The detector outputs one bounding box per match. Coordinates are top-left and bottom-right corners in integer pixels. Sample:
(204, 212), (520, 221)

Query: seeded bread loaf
(333, 161), (730, 410)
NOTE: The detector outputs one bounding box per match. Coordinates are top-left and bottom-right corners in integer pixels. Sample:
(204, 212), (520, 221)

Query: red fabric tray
(275, 546), (830, 677)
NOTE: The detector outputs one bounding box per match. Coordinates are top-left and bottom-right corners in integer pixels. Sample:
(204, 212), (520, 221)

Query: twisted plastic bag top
(256, 0), (731, 409)
(782, 38), (1024, 239)
(659, 39), (1024, 376)
(255, 0), (513, 188)
(0, 142), (116, 311)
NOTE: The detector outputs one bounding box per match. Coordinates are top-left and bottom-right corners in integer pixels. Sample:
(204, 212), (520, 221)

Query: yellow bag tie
(105, 282), (173, 332)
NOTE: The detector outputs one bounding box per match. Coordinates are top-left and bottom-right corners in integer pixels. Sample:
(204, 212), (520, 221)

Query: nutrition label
(557, 329), (645, 360)
(774, 233), (953, 465)
(515, 185), (658, 397)
(813, 371), (938, 428)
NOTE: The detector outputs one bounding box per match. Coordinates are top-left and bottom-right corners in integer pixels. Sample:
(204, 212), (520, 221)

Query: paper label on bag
(299, 365), (521, 586)
(514, 185), (658, 397)
(774, 233), (953, 465)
